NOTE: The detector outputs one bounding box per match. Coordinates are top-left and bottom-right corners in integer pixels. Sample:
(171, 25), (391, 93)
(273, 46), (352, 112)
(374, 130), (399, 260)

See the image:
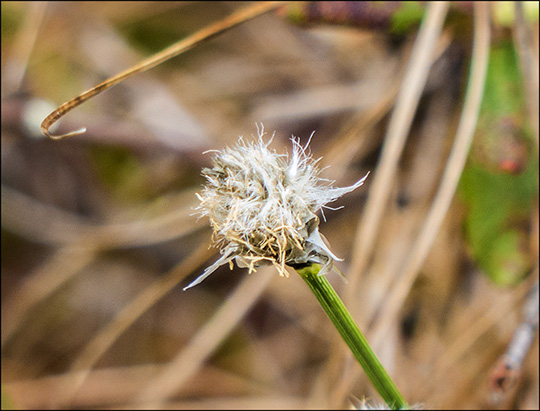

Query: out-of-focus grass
(1, 2), (538, 409)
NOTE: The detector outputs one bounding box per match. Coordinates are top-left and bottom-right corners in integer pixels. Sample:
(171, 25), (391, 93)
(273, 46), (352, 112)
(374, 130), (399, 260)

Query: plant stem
(295, 263), (408, 410)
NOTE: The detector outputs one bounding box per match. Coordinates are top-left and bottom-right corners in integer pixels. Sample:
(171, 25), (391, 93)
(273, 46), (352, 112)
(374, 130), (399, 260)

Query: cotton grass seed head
(184, 124), (369, 290)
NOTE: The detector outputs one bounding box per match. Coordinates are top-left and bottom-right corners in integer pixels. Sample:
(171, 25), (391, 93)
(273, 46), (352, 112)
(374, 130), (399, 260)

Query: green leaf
(459, 41), (538, 287)
(390, 1), (424, 34)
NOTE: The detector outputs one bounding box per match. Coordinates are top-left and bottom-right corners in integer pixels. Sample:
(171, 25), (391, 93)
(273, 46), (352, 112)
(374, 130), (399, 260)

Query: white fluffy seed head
(184, 125), (369, 290)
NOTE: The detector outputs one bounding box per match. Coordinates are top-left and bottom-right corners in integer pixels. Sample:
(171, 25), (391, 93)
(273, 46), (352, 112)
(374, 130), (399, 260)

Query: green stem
(295, 263), (408, 410)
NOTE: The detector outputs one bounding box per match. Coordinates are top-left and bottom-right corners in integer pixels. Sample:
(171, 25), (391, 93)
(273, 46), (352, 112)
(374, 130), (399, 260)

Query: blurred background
(1, 2), (538, 409)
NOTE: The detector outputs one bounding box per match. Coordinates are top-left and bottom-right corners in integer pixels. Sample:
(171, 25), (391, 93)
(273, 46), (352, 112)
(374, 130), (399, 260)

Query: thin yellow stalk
(40, 1), (282, 140)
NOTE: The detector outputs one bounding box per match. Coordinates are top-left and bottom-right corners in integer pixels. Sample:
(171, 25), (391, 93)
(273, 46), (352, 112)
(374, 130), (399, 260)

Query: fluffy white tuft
(184, 124), (368, 290)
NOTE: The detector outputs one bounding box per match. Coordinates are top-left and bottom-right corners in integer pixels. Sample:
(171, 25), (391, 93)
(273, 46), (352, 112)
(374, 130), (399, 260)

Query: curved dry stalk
(369, 0), (491, 351)
(40, 1), (282, 139)
(344, 2), (450, 307)
(53, 242), (215, 408)
(136, 267), (274, 408)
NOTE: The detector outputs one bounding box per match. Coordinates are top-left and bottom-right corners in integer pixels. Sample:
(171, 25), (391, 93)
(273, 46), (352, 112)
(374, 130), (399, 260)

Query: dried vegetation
(1, 2), (538, 409)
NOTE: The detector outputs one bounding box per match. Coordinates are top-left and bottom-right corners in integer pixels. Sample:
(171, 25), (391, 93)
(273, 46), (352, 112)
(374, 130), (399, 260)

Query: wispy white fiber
(184, 124), (369, 290)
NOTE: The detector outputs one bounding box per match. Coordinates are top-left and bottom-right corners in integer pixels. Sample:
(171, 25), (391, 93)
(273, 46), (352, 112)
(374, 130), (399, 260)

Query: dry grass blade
(132, 396), (308, 410)
(1, 245), (97, 348)
(332, 2), (489, 405)
(323, 27), (454, 184)
(369, 1), (491, 350)
(344, 2), (451, 306)
(54, 242), (214, 408)
(2, 1), (46, 94)
(40, 1), (282, 139)
(1, 185), (204, 247)
(1, 186), (205, 351)
(3, 1), (538, 409)
(4, 363), (271, 409)
(136, 267), (274, 408)
(512, 2), (540, 148)
(427, 274), (535, 398)
(424, 275), (538, 407)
